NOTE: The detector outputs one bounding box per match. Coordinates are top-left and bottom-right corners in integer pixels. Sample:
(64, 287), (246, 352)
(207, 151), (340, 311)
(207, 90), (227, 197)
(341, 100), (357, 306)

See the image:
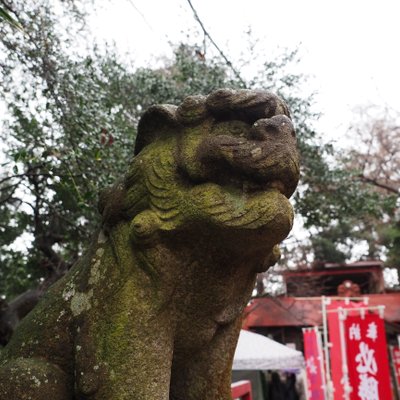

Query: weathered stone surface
(0, 89), (300, 399)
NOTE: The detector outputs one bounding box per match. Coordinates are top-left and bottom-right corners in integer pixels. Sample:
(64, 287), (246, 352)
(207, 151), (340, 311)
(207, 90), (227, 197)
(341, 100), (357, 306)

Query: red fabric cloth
(344, 313), (392, 400)
(327, 300), (358, 399)
(391, 346), (400, 396)
(303, 328), (325, 400)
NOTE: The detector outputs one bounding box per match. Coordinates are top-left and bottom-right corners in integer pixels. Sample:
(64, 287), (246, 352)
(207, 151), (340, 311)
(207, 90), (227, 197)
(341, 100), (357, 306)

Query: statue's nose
(249, 115), (296, 142)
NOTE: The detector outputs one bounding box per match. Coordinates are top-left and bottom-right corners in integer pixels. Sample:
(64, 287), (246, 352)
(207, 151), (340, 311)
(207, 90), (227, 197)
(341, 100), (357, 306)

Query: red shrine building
(243, 260), (400, 350)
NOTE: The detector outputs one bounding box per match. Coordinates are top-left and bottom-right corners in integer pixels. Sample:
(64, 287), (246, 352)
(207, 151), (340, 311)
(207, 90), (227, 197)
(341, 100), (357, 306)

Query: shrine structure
(243, 260), (400, 350)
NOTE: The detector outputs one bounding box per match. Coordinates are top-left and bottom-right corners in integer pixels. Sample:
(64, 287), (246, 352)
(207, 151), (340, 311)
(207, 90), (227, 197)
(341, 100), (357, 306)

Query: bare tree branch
(358, 174), (399, 195)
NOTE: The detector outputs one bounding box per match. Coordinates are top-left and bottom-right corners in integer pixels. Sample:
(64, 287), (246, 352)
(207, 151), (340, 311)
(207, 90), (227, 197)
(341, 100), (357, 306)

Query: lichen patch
(70, 290), (93, 316)
(97, 230), (107, 244)
(62, 285), (75, 301)
(89, 260), (102, 286)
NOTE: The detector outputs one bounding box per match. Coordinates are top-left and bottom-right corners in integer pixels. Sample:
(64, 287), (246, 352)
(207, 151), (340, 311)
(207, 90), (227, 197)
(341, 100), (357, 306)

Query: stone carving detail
(0, 89), (299, 399)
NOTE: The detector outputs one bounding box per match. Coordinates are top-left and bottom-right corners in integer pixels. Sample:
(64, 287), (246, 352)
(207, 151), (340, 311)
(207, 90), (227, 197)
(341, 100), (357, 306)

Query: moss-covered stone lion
(0, 89), (300, 399)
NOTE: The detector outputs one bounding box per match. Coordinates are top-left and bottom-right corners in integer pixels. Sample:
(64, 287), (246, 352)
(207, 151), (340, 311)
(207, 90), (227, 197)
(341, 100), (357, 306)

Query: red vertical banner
(390, 346), (400, 395)
(344, 312), (392, 400)
(303, 327), (325, 400)
(327, 300), (358, 399)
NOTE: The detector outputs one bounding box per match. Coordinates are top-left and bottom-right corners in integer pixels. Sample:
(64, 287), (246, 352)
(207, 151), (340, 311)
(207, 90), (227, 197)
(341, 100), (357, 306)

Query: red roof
(323, 260), (383, 269)
(243, 293), (400, 329)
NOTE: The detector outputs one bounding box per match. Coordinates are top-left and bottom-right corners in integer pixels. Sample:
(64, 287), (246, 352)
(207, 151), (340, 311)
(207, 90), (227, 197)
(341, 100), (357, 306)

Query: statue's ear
(134, 104), (179, 155)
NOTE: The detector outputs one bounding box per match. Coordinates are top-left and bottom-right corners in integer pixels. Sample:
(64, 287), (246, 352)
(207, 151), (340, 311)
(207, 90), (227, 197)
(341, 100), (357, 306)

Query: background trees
(346, 108), (400, 270)
(0, 0), (398, 341)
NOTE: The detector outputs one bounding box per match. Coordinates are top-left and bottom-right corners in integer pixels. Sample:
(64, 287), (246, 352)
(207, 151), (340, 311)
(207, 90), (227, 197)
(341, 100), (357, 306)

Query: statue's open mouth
(249, 180), (289, 196)
(196, 114), (300, 199)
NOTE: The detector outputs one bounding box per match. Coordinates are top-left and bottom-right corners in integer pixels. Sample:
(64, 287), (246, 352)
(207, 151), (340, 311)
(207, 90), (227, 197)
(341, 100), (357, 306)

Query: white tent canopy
(233, 329), (305, 370)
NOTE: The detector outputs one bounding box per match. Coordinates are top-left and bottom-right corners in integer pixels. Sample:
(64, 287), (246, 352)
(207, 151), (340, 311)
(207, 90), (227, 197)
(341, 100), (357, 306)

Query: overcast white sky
(90, 0), (400, 143)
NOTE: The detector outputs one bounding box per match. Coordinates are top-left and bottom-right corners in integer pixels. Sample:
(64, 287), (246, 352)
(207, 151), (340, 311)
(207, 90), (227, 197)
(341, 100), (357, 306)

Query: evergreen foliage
(0, 0), (395, 299)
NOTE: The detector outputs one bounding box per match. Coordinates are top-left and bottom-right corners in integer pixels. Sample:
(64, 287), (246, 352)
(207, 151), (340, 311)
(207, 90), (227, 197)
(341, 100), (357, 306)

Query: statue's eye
(230, 125), (246, 136)
(227, 121), (250, 137)
(212, 121), (249, 137)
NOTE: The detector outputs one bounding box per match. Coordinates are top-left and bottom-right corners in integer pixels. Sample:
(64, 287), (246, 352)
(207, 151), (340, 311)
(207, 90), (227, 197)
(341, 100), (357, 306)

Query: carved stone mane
(0, 89), (300, 400)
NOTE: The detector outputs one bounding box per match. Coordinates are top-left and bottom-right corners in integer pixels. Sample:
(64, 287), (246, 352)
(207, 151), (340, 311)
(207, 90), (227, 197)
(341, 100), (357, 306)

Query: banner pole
(338, 308), (351, 400)
(315, 326), (327, 399)
(301, 329), (311, 400)
(321, 296), (333, 400)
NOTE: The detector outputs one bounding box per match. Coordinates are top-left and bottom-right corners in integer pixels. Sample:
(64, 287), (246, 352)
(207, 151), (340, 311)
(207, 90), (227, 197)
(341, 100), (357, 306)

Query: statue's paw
(255, 245), (281, 272)
(130, 210), (161, 242)
(267, 245), (281, 266)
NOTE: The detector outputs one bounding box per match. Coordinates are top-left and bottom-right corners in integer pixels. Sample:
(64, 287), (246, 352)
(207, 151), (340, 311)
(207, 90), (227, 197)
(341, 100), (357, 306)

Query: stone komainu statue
(0, 89), (300, 399)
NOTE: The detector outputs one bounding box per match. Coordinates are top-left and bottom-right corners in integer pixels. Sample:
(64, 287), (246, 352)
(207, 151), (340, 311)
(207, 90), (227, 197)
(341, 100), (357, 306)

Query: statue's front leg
(78, 310), (175, 400)
(169, 320), (241, 400)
